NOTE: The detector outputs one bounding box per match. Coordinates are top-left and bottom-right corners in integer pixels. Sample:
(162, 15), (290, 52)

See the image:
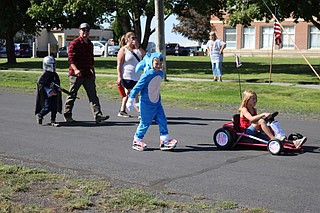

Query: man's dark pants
(64, 76), (102, 119)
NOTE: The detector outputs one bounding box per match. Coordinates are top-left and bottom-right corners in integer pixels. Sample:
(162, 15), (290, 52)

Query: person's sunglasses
(81, 28), (90, 32)
(131, 36), (137, 40)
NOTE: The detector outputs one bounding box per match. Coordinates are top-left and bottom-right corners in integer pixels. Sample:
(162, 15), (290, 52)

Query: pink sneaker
(160, 139), (178, 151)
(132, 141), (147, 151)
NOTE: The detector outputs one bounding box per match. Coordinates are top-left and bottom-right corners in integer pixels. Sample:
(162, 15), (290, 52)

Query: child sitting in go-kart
(238, 89), (306, 148)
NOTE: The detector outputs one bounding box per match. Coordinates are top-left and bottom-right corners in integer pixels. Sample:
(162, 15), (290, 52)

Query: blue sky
(143, 14), (192, 44)
(104, 14), (197, 45)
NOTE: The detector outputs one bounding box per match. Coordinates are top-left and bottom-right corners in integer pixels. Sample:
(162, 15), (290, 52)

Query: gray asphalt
(0, 91), (319, 212)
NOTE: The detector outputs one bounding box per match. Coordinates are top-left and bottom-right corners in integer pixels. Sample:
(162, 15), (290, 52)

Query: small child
(126, 52), (177, 151)
(238, 89), (306, 148)
(35, 56), (62, 125)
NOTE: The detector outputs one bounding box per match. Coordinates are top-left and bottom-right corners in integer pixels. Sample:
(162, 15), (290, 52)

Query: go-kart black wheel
(288, 133), (303, 141)
(213, 128), (235, 149)
(267, 139), (283, 155)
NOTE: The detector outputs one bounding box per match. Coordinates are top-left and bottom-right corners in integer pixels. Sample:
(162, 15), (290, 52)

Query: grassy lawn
(1, 56), (320, 83)
(1, 56), (320, 117)
(0, 161), (270, 212)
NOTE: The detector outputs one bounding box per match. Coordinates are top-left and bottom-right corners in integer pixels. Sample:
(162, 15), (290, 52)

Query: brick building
(210, 16), (320, 57)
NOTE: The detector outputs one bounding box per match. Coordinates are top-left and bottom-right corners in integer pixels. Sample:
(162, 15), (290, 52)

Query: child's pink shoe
(132, 141), (147, 151)
(160, 139), (178, 151)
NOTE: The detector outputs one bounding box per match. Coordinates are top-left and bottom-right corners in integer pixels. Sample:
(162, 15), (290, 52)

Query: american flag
(274, 20), (282, 46)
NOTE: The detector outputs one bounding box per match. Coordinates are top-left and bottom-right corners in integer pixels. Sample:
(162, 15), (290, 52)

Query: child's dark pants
(38, 96), (58, 121)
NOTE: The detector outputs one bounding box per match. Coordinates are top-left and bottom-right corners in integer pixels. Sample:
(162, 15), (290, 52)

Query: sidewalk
(1, 69), (319, 90)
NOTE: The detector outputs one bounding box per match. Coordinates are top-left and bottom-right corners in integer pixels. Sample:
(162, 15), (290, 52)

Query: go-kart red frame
(213, 114), (305, 155)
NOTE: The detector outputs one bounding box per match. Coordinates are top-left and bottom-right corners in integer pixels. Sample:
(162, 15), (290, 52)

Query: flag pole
(236, 55), (242, 100)
(269, 6), (278, 84)
(269, 26), (275, 84)
(262, 0), (320, 80)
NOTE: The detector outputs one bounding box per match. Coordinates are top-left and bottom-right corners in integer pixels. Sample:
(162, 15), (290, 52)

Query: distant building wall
(34, 28), (113, 56)
(210, 16), (320, 57)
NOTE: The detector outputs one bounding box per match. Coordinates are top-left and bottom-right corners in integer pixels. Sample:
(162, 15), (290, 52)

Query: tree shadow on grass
(166, 60), (319, 78)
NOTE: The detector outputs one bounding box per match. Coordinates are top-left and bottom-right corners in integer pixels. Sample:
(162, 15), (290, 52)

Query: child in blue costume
(126, 52), (177, 151)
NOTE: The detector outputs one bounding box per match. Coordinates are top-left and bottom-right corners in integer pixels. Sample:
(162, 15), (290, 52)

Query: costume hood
(135, 52), (163, 73)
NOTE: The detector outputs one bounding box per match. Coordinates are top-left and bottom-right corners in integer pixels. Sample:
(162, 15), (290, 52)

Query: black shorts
(121, 79), (138, 90)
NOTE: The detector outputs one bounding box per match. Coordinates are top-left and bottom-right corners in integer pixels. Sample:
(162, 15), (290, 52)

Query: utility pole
(154, 0), (167, 80)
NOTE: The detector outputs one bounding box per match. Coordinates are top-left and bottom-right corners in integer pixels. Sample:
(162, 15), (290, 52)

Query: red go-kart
(213, 112), (306, 155)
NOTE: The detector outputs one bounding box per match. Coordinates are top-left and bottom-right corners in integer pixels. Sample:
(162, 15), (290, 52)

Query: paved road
(1, 92), (319, 212)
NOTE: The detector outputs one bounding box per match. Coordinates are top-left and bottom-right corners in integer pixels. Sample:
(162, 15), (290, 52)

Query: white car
(92, 41), (105, 56)
(92, 40), (120, 56)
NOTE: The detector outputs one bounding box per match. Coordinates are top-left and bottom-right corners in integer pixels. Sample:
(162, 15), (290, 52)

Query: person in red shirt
(238, 89), (273, 140)
(63, 23), (109, 124)
(238, 89), (306, 147)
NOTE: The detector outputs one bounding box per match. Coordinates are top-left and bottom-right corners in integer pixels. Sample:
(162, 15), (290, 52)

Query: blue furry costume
(127, 52), (169, 142)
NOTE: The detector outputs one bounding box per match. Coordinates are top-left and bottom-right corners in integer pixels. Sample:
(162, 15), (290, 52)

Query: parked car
(14, 43), (32, 57)
(57, 46), (68, 57)
(0, 46), (6, 58)
(91, 40), (120, 57)
(102, 40), (121, 57)
(189, 46), (201, 56)
(107, 44), (120, 56)
(92, 41), (105, 56)
(166, 43), (190, 56)
(0, 43), (32, 58)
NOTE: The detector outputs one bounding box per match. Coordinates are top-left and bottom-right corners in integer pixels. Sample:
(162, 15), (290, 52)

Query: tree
(0, 0), (37, 64)
(28, 0), (115, 30)
(172, 9), (215, 42)
(225, 0), (320, 30)
(112, 0), (174, 50)
(169, 0), (225, 42)
(172, 0), (225, 19)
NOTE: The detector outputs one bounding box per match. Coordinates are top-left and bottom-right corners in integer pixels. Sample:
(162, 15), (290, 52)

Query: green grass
(0, 161), (271, 212)
(0, 71), (319, 119)
(1, 56), (320, 83)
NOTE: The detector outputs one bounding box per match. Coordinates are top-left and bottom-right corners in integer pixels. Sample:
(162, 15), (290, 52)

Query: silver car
(107, 45), (120, 56)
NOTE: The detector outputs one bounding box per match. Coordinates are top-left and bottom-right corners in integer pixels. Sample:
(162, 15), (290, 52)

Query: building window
(309, 26), (320, 49)
(261, 27), (273, 49)
(282, 26), (295, 49)
(225, 28), (237, 49)
(243, 26), (255, 49)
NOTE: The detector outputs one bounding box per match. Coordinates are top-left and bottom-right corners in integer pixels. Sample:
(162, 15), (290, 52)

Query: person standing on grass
(116, 31), (145, 118)
(206, 32), (226, 82)
(63, 23), (109, 124)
